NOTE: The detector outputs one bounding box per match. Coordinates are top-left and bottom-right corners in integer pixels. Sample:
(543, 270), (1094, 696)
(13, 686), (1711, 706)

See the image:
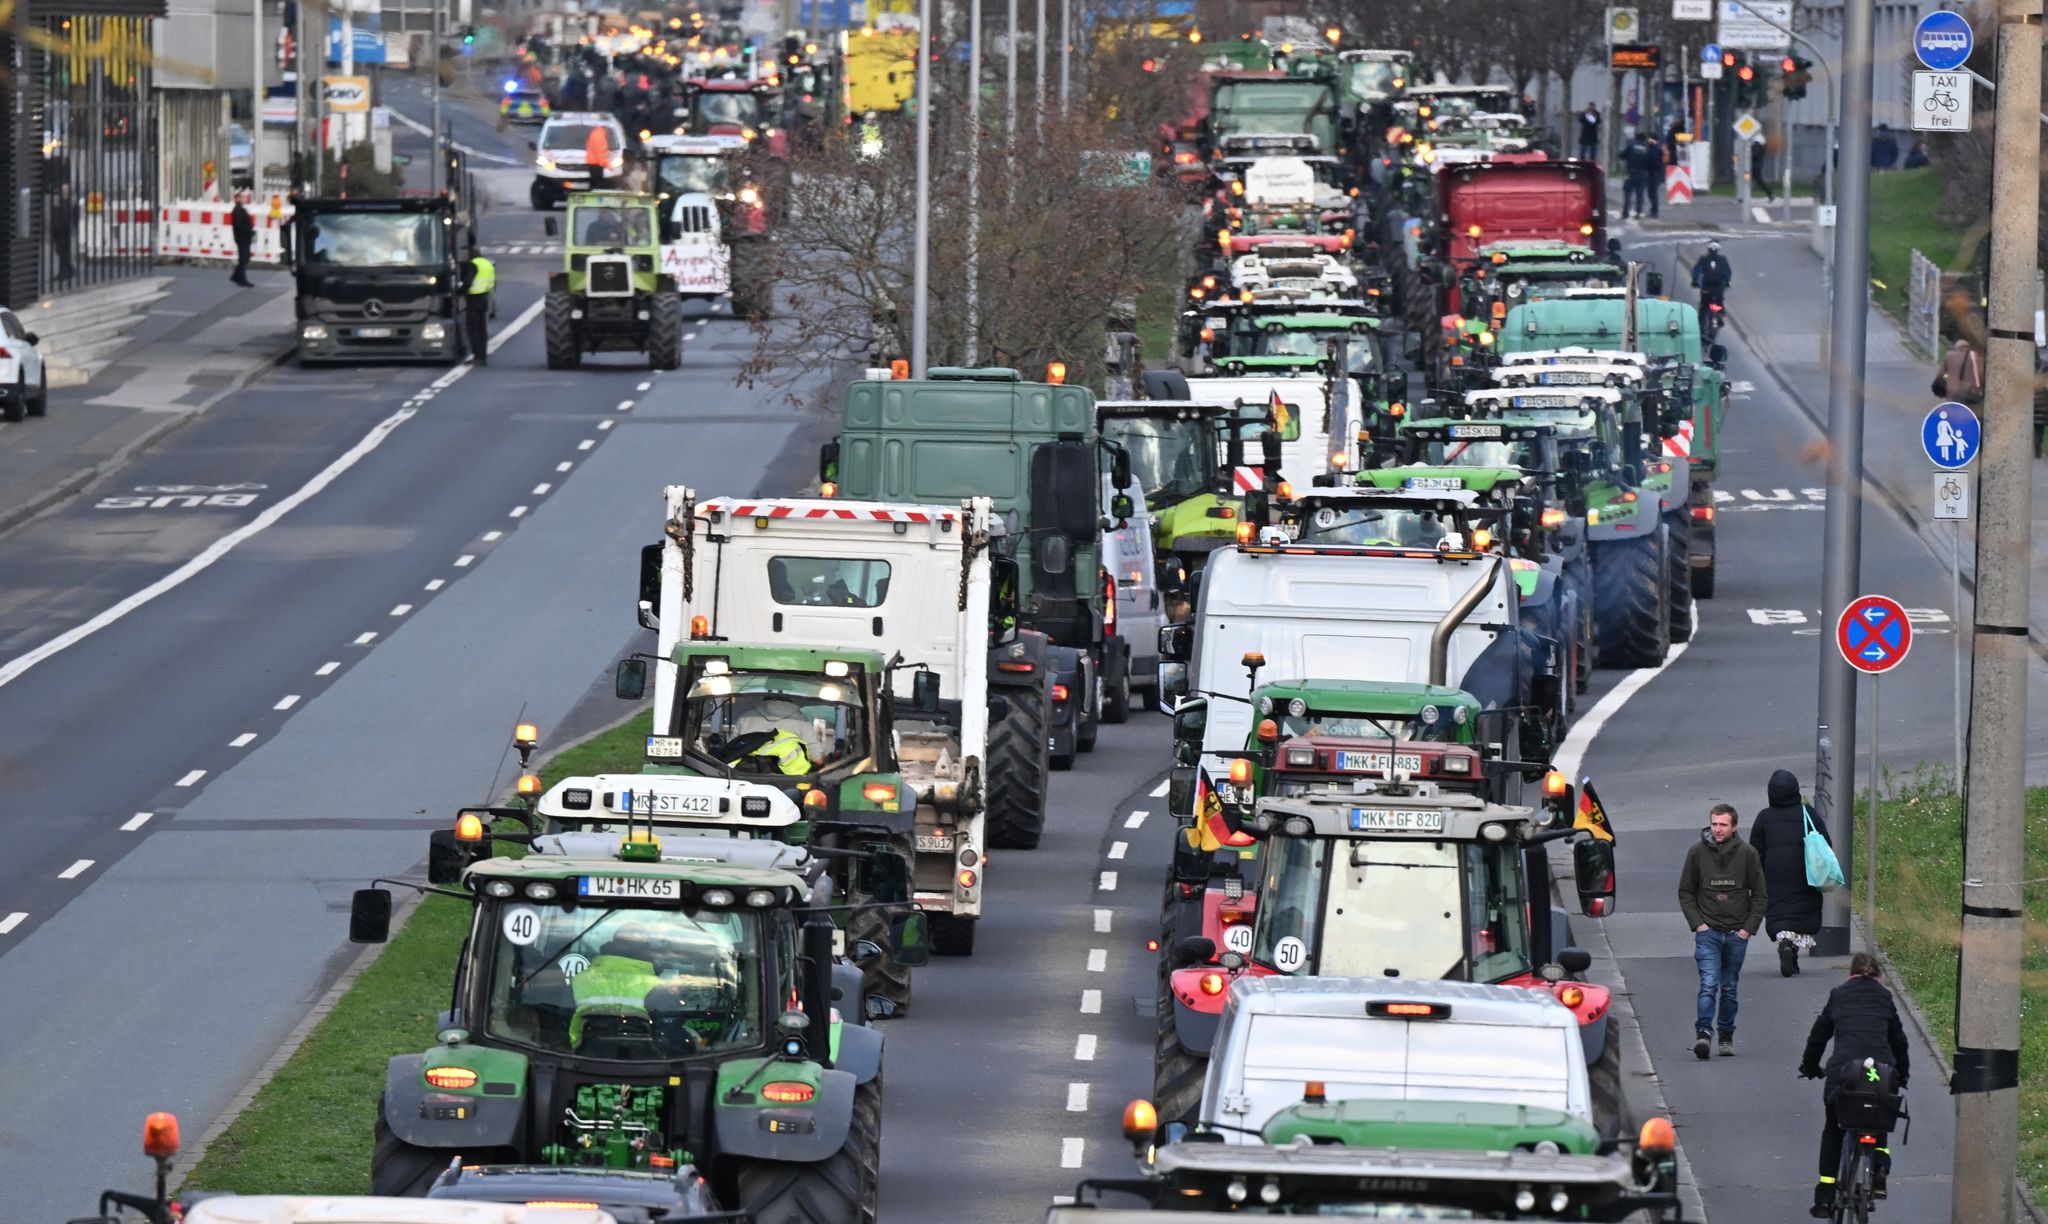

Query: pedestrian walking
(1577, 104), (1601, 163)
(229, 188), (255, 287)
(1750, 769), (1829, 975)
(1799, 952), (1911, 1217)
(1639, 133), (1663, 218)
(50, 180), (77, 284)
(1870, 123), (1899, 170)
(462, 241), (495, 365)
(1677, 802), (1767, 1059)
(1619, 135), (1644, 219)
(1750, 138), (1777, 203)
(1934, 334), (1985, 404)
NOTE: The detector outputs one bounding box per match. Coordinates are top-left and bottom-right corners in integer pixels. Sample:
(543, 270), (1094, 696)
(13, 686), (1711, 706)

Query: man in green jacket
(1678, 803), (1768, 1060)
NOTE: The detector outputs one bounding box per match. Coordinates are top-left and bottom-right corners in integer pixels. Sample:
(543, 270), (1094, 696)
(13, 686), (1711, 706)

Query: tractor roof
(1353, 465), (1525, 494)
(533, 772), (803, 831)
(1252, 787), (1541, 841)
(670, 643), (891, 673)
(1252, 314), (1381, 332)
(568, 190), (659, 209)
(1461, 386), (1623, 408)
(1401, 415), (1562, 437)
(1285, 485), (1481, 510)
(465, 850), (808, 893)
(1255, 679), (1480, 714)
(1212, 354), (1328, 373)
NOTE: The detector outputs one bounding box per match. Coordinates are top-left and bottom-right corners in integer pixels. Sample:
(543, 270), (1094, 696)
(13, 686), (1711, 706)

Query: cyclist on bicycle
(1691, 240), (1733, 308)
(1799, 951), (1912, 1217)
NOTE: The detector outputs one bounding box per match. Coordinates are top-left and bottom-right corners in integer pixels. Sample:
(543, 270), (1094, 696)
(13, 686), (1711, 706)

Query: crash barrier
(156, 198), (296, 264)
(1663, 165), (1693, 205)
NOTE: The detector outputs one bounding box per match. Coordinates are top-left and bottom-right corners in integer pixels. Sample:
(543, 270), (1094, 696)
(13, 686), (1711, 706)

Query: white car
(0, 305), (48, 422)
(530, 112), (628, 210)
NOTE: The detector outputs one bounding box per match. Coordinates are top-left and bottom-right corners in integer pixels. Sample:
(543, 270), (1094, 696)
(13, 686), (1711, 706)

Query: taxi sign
(1348, 806), (1447, 832)
(580, 876), (684, 900)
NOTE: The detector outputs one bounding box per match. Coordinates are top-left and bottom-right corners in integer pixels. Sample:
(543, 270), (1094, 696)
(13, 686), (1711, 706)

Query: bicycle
(1824, 1060), (1909, 1223)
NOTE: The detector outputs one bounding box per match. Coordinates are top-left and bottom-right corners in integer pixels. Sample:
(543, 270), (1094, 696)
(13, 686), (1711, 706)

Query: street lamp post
(911, 0), (931, 376)
(967, 0), (981, 363)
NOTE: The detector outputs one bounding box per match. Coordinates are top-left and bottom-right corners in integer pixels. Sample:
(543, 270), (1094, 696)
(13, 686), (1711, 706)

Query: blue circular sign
(1914, 11), (1973, 72)
(1701, 43), (1722, 64)
(1922, 401), (1980, 470)
(1838, 595), (1913, 674)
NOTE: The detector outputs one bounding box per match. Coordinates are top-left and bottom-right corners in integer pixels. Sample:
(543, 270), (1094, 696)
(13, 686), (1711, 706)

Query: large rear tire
(1153, 987), (1208, 1125)
(844, 895), (912, 1018)
(647, 292), (683, 370)
(1664, 514), (1695, 643)
(371, 1109), (461, 1197)
(543, 289), (581, 370)
(929, 913), (976, 956)
(985, 682), (1050, 849)
(1102, 644), (1132, 724)
(1588, 1025), (1629, 1141)
(1591, 533), (1669, 670)
(735, 1077), (877, 1224)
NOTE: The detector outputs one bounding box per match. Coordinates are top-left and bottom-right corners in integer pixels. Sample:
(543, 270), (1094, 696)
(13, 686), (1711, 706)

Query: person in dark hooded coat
(1751, 769), (1830, 975)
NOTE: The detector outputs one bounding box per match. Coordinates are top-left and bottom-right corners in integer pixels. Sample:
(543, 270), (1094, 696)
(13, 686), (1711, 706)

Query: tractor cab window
(484, 902), (766, 1060)
(1423, 435), (1542, 469)
(1253, 331), (1377, 375)
(657, 155), (730, 197)
(1345, 59), (1402, 102)
(693, 91), (762, 128)
(1294, 503), (1455, 549)
(574, 207), (651, 247)
(1101, 416), (1210, 506)
(1273, 709), (1461, 744)
(767, 556), (890, 607)
(679, 669), (868, 778)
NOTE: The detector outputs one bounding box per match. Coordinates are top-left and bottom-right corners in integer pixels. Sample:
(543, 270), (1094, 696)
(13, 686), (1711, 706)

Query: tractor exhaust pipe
(1430, 557), (1503, 687)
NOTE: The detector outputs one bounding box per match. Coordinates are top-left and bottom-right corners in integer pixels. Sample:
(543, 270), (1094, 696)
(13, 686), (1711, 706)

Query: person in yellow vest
(463, 240), (495, 365)
(723, 694), (814, 776)
(569, 926), (662, 1050)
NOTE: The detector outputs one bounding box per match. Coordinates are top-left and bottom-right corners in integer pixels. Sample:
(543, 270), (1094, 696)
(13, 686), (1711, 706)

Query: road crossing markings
(1093, 908), (1112, 933)
(532, 483), (552, 496)
(1074, 1034), (1097, 1061)
(352, 632), (378, 645)
(1080, 989), (1101, 1014)
(316, 661), (341, 675)
(509, 506), (529, 518)
(424, 579), (445, 592)
(1149, 779), (1169, 797)
(1087, 948), (1107, 972)
(390, 604), (413, 617)
(1066, 1083), (1090, 1112)
(122, 813), (153, 832)
(1098, 870), (1118, 892)
(58, 860), (93, 879)
(1124, 810), (1147, 829)
(274, 694), (301, 710)
(454, 555), (476, 567)
(230, 733), (257, 748)
(1061, 1137), (1085, 1168)
(1107, 841), (1128, 860)
(0, 913), (24, 935)
(176, 769), (208, 786)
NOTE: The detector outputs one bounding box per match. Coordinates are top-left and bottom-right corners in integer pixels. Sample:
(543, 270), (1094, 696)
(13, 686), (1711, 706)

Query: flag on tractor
(1268, 387), (1292, 435)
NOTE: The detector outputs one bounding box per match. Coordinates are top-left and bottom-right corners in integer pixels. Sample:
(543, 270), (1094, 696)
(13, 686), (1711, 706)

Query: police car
(500, 80), (551, 125)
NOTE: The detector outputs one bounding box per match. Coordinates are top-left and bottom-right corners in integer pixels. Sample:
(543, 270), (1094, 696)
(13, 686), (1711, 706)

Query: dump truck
(292, 195), (473, 365)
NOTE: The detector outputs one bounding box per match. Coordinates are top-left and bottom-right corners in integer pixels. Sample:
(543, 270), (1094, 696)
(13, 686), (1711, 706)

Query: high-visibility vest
(467, 254), (496, 295)
(751, 728), (812, 776)
(570, 953), (658, 1047)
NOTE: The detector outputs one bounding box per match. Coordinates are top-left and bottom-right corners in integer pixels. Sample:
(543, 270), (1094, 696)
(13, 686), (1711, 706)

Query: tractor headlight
(738, 186), (760, 204)
(744, 888), (778, 907)
(700, 888), (737, 907)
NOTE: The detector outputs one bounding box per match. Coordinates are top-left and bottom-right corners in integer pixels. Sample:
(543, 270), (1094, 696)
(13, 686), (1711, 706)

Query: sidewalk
(0, 263), (295, 534)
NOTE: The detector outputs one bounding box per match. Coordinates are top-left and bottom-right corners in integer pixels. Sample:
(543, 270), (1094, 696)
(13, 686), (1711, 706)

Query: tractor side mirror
(1557, 946), (1593, 975)
(1171, 695), (1208, 744)
(1158, 622), (1193, 664)
(1110, 448), (1133, 491)
(1384, 368), (1410, 403)
(889, 910), (931, 967)
(349, 888), (393, 943)
(637, 543), (662, 630)
(1262, 429), (1285, 468)
(912, 668), (941, 712)
(858, 843), (911, 903)
(1033, 439), (1100, 540)
(1644, 270), (1665, 297)
(819, 439), (840, 485)
(1708, 342), (1728, 367)
(989, 556), (1020, 641)
(1110, 493), (1135, 524)
(1170, 935), (1217, 968)
(1574, 840), (1617, 917)
(427, 828), (472, 884)
(615, 657), (648, 701)
(1036, 533), (1072, 575)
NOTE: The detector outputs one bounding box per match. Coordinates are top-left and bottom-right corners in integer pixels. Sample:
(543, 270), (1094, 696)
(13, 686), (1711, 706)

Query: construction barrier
(1664, 165), (1694, 206)
(73, 198), (155, 258)
(155, 196), (296, 264)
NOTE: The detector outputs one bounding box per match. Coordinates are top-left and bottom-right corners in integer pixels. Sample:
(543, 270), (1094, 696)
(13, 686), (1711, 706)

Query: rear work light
(761, 1081), (816, 1103)
(425, 1066), (479, 1090)
(1369, 1001), (1450, 1019)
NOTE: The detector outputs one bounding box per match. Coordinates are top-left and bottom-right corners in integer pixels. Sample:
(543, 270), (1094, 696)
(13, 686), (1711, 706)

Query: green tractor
(354, 826), (919, 1221)
(545, 191), (685, 371)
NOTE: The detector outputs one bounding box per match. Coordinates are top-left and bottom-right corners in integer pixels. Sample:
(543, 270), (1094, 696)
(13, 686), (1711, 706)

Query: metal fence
(40, 97), (160, 296)
(1907, 247), (1941, 357)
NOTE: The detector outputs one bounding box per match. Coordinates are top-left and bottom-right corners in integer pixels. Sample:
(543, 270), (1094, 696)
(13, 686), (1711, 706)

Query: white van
(1104, 469), (1163, 707)
(1199, 977), (1590, 1143)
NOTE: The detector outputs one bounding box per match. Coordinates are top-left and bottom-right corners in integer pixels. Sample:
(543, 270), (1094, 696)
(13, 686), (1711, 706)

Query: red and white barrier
(1664, 165), (1694, 206)
(155, 197), (296, 264)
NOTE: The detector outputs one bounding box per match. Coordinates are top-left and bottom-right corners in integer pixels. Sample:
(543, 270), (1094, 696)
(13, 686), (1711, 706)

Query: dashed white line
(230, 733), (257, 748)
(482, 531), (504, 541)
(1087, 947), (1108, 972)
(509, 506), (529, 518)
(1061, 1137), (1085, 1168)
(424, 579), (445, 592)
(1098, 870), (1118, 892)
(532, 482), (552, 496)
(1080, 989), (1102, 1014)
(390, 604), (414, 617)
(1093, 908), (1112, 933)
(274, 694), (301, 711)
(1074, 1034), (1097, 1061)
(175, 769), (208, 787)
(1066, 1083), (1090, 1112)
(555, 461), (573, 473)
(316, 661), (340, 675)
(352, 632), (378, 646)
(636, 381), (652, 391)
(1149, 780), (1169, 797)
(597, 420), (615, 431)
(1125, 809), (1148, 829)
(454, 554), (476, 567)
(684, 330), (699, 341)
(122, 812), (153, 832)
(1107, 841), (1128, 860)
(616, 399), (635, 412)
(0, 913), (24, 935)
(58, 859), (93, 879)
(578, 439), (596, 451)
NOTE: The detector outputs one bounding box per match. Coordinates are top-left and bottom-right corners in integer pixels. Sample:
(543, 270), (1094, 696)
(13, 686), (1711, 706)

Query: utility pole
(1005, 0), (1017, 139)
(1058, 0), (1069, 111)
(911, 0), (931, 376)
(1033, 0), (1045, 130)
(1951, 0), (2040, 1217)
(1811, 0), (1875, 958)
(966, 0), (981, 364)
(431, 1), (443, 194)
(252, 0), (265, 161)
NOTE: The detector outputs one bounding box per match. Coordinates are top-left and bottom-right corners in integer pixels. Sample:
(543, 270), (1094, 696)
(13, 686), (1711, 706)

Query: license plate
(1516, 394), (1571, 408)
(1403, 477), (1464, 491)
(1348, 806), (1446, 832)
(610, 789), (714, 816)
(579, 876), (682, 899)
(915, 834), (954, 852)
(354, 327), (394, 339)
(1539, 371), (1598, 384)
(1336, 751), (1424, 773)
(1447, 423), (1502, 439)
(645, 736), (685, 758)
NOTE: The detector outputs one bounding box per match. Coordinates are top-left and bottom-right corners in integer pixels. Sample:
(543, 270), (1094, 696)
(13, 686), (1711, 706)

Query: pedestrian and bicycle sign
(1922, 401), (1979, 469)
(1837, 595), (1913, 674)
(1913, 10), (1973, 71)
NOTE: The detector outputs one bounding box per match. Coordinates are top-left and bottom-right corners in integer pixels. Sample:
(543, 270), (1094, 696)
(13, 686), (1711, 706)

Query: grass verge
(1858, 769), (2048, 1205)
(1866, 167), (1958, 319)
(181, 708), (655, 1195)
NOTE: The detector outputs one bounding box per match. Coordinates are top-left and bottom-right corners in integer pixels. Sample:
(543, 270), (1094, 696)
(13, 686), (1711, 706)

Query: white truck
(1180, 368), (1337, 492)
(635, 487), (1000, 956)
(1199, 977), (1592, 1143)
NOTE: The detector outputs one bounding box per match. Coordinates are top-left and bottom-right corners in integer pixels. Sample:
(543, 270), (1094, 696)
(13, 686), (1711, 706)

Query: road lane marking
(509, 506), (529, 518)
(1074, 1034), (1097, 1061)
(424, 579), (445, 592)
(1066, 1083), (1089, 1112)
(454, 555), (476, 567)
(230, 733), (257, 748)
(1094, 908), (1111, 933)
(1080, 989), (1101, 1014)
(352, 632), (377, 646)
(1150, 780), (1169, 796)
(176, 769), (207, 786)
(1087, 948), (1107, 972)
(684, 331), (698, 341)
(1551, 606), (1699, 827)
(597, 420), (614, 431)
(616, 400), (635, 412)
(0, 300), (548, 693)
(578, 439), (596, 450)
(1061, 1137), (1084, 1168)
(555, 461), (573, 473)
(637, 381), (652, 391)
(1107, 841), (1128, 860)
(532, 483), (552, 496)
(1098, 871), (1118, 892)
(274, 694), (301, 710)
(0, 913), (24, 934)
(316, 661), (340, 675)
(122, 812), (152, 831)
(390, 604), (413, 617)
(1125, 810), (1147, 828)
(58, 859), (93, 879)
(482, 531), (504, 541)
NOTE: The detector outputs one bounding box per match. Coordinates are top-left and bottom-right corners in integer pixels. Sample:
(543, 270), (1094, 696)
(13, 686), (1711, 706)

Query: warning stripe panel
(707, 499), (954, 523)
(1232, 466), (1264, 493)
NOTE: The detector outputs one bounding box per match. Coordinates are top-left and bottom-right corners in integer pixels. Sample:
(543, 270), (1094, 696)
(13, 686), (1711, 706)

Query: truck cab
(292, 197), (469, 365)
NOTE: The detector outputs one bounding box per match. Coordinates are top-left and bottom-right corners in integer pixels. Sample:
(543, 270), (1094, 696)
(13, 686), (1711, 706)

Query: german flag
(1185, 765), (1254, 853)
(1268, 387), (1293, 436)
(1574, 779), (1616, 844)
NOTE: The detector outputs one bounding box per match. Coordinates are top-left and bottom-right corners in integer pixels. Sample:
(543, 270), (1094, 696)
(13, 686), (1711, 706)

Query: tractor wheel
(1664, 514), (1695, 643)
(984, 682), (1050, 850)
(735, 1078), (877, 1224)
(543, 290), (581, 370)
(1102, 645), (1132, 724)
(1691, 544), (1717, 599)
(1588, 1025), (1629, 1142)
(1591, 534), (1669, 670)
(1575, 595), (1595, 695)
(371, 1109), (463, 1197)
(647, 293), (683, 370)
(844, 895), (912, 1018)
(929, 913), (976, 956)
(1153, 987), (1207, 1125)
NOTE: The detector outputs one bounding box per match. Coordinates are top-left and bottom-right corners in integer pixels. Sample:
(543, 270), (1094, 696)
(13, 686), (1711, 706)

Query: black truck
(291, 195), (475, 365)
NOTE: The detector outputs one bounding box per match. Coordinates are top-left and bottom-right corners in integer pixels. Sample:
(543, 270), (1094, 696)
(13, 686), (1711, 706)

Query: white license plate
(1403, 477), (1464, 491)
(644, 736), (685, 758)
(354, 327), (394, 339)
(579, 876), (682, 899)
(1336, 751), (1424, 773)
(1349, 806), (1446, 832)
(1516, 395), (1571, 408)
(1447, 423), (1502, 439)
(915, 834), (954, 852)
(610, 790), (714, 816)
(1540, 371), (1598, 384)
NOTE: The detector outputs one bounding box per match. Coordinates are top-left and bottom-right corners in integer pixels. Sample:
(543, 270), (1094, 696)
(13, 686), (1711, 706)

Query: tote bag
(1804, 804), (1845, 892)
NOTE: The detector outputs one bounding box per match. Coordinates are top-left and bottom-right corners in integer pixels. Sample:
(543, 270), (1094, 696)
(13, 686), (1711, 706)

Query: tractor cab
(680, 79), (788, 157)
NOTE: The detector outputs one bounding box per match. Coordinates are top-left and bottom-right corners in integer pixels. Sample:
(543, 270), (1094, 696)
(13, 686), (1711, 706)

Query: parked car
(0, 305), (49, 422)
(228, 122), (254, 186)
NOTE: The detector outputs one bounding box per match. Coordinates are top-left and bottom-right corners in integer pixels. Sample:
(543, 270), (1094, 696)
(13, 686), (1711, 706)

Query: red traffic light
(1141, 57), (1158, 72)
(1780, 56), (1798, 73)
(1721, 50), (1737, 67)
(1736, 64), (1755, 81)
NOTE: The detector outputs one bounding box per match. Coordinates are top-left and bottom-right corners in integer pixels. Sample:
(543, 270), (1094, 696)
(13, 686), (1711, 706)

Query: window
(304, 213), (445, 267)
(767, 556), (891, 607)
(657, 155), (730, 197)
(1426, 437), (1542, 469)
(1294, 504), (1455, 549)
(693, 92), (761, 128)
(1274, 709), (1461, 743)
(541, 121), (607, 150)
(1103, 416), (1210, 506)
(678, 668), (869, 777)
(574, 207), (652, 247)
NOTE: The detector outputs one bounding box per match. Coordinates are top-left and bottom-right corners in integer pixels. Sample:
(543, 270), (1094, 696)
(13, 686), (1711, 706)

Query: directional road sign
(1922, 401), (1980, 469)
(1700, 42), (1723, 62)
(1838, 595), (1913, 674)
(1718, 1), (1793, 51)
(1914, 10), (1973, 72)
(1912, 71), (1971, 132)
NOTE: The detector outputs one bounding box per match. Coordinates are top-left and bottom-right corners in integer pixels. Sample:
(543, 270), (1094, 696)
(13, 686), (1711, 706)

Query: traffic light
(461, 25), (475, 44)
(1141, 56), (1158, 73)
(1781, 56), (1812, 100)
